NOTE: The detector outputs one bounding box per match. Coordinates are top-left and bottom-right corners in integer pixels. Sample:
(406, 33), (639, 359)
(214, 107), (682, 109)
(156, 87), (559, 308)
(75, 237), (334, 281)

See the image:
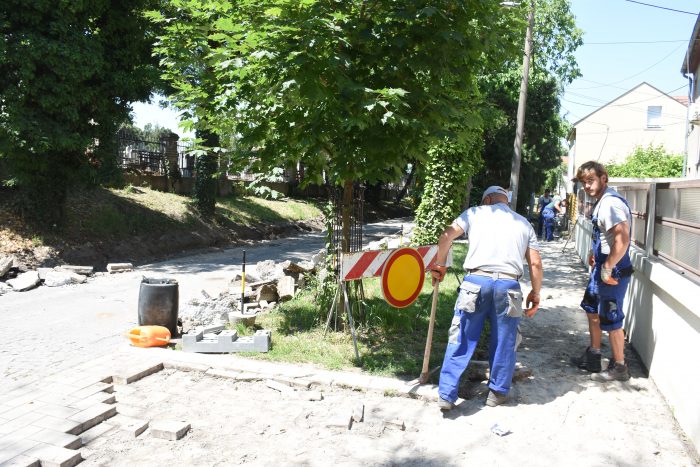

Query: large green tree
(473, 0), (582, 213)
(607, 144), (684, 178)
(0, 0), (161, 222)
(149, 0), (522, 250)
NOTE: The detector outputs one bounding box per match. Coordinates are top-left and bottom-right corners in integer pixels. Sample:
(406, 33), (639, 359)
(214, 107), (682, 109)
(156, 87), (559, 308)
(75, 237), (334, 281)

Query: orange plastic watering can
(125, 325), (171, 347)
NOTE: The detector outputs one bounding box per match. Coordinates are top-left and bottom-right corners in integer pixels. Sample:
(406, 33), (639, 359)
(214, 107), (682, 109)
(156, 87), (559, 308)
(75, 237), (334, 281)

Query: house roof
(681, 13), (700, 75)
(673, 95), (689, 106)
(570, 82), (687, 128)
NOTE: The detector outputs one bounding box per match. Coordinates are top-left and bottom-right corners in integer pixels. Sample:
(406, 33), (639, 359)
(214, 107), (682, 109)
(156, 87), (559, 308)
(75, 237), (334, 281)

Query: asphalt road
(0, 218), (411, 386)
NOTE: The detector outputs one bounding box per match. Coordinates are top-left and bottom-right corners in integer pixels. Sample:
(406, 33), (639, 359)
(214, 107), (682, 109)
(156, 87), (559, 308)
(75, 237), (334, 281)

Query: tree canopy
(0, 0), (161, 222)
(607, 144), (684, 178)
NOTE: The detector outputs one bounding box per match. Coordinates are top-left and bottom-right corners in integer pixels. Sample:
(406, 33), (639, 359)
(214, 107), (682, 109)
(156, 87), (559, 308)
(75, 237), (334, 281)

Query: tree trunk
(394, 162), (416, 205)
(341, 179), (353, 253)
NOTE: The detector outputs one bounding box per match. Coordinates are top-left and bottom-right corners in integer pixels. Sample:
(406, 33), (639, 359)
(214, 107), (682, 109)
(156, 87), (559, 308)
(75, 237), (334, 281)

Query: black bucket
(138, 277), (179, 336)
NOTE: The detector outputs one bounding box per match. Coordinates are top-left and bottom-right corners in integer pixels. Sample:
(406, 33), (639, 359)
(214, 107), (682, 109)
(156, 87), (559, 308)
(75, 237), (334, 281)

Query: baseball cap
(482, 185), (509, 201)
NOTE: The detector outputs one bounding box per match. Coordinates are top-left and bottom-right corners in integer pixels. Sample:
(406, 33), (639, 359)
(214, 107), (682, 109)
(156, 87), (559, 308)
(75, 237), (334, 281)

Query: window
(647, 105), (662, 128)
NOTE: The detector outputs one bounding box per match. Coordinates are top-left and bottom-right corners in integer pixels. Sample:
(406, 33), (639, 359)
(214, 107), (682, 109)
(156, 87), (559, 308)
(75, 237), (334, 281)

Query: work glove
(600, 267), (619, 285)
(524, 290), (540, 317)
(430, 264), (447, 285)
(588, 252), (595, 267)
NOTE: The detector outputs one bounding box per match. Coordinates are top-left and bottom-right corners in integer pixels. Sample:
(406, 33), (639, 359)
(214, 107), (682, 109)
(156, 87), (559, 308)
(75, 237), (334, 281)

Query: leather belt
(467, 269), (520, 280)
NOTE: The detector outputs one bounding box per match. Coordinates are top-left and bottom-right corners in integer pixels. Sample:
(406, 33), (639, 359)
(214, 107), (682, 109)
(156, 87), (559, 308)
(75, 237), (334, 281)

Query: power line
(621, 0), (697, 16)
(586, 39), (688, 45)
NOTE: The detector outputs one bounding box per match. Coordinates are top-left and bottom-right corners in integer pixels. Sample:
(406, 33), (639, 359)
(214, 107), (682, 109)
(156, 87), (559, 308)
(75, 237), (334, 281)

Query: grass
(217, 195), (322, 225)
(240, 243), (489, 380)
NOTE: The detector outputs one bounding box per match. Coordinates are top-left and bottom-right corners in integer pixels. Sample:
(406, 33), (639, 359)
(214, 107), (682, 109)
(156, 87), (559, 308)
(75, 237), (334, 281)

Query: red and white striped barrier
(340, 245), (452, 282)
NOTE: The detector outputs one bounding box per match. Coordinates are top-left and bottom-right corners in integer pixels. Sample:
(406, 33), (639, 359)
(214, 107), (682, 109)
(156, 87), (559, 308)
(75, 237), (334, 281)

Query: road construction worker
(536, 189), (552, 239)
(542, 194), (562, 241)
(430, 186), (543, 410)
(572, 161), (634, 381)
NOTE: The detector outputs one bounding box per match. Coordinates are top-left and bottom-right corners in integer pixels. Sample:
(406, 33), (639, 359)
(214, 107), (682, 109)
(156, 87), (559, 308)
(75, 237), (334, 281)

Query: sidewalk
(1, 239), (698, 466)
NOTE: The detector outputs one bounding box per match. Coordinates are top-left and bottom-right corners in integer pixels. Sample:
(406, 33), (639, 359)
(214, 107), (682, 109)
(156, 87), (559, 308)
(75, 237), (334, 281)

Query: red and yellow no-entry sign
(381, 247), (425, 308)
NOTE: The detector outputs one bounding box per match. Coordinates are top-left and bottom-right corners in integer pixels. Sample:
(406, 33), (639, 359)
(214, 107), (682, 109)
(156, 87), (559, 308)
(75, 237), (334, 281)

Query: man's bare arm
(524, 247), (543, 317)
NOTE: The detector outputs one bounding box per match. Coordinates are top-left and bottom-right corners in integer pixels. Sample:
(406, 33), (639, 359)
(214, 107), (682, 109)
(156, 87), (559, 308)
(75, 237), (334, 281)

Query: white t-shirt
(454, 202), (540, 277)
(593, 187), (631, 254)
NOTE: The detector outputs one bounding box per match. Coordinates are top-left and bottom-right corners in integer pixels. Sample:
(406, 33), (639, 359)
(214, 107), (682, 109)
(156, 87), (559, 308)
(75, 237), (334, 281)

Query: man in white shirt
(430, 186), (543, 410)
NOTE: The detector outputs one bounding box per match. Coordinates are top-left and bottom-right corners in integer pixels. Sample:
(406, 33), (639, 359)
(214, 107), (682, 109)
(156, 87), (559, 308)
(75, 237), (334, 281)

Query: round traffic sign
(381, 247), (425, 308)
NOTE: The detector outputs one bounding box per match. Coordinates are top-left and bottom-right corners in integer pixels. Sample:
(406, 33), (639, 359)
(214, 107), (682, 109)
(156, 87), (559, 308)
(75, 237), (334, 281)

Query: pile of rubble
(179, 252), (325, 332)
(0, 255), (133, 295)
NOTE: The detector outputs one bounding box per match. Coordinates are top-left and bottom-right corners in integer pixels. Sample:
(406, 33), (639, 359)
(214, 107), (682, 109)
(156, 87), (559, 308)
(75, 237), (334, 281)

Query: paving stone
(2, 412), (45, 432)
(105, 414), (149, 438)
(34, 404), (81, 419)
(265, 379), (295, 394)
(35, 394), (81, 408)
(0, 439), (43, 464)
(352, 403), (364, 423)
(326, 415), (353, 430)
(383, 419), (406, 431)
(25, 443), (82, 467)
(150, 421), (190, 441)
(297, 390), (324, 402)
(112, 363), (163, 385)
(66, 403), (117, 435)
(234, 372), (263, 382)
(0, 453), (40, 467)
(69, 391), (116, 411)
(27, 429), (82, 450)
(78, 422), (115, 446)
(272, 376), (312, 389)
(68, 382), (113, 400)
(29, 415), (82, 435)
(0, 403), (42, 422)
(114, 404), (143, 419)
(0, 426), (43, 449)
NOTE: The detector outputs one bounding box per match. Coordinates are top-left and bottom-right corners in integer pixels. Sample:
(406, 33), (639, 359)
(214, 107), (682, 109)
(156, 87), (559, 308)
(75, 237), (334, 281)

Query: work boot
(485, 390), (508, 407)
(591, 361), (630, 382)
(570, 346), (602, 373)
(438, 398), (455, 412)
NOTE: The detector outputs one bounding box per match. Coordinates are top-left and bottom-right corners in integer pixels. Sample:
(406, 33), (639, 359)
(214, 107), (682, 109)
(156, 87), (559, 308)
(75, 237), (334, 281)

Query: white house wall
(687, 60), (700, 178)
(571, 83), (687, 169)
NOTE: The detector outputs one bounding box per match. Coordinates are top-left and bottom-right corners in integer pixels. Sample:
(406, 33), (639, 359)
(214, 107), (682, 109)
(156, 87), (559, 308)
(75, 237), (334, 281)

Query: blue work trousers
(438, 275), (522, 403)
(542, 208), (556, 241)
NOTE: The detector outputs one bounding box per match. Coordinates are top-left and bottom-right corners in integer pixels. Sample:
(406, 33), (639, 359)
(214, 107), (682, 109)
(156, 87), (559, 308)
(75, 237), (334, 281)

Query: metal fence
(576, 179), (700, 278)
(116, 129), (193, 177)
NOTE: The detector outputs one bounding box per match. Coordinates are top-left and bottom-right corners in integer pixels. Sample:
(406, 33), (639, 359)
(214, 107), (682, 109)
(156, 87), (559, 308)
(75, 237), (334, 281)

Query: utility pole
(509, 0), (535, 212)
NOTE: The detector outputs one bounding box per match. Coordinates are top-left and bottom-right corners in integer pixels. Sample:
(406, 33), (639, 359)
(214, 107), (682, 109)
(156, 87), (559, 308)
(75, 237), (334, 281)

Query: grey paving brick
(112, 362), (163, 385)
(33, 404), (81, 419)
(27, 429), (82, 450)
(35, 394), (81, 408)
(150, 420), (190, 440)
(2, 412), (45, 432)
(78, 422), (115, 446)
(163, 361), (210, 373)
(0, 438), (42, 464)
(114, 404), (144, 419)
(25, 443), (82, 467)
(66, 403), (116, 435)
(68, 382), (113, 400)
(29, 415), (82, 435)
(41, 384), (82, 397)
(68, 391), (116, 411)
(0, 453), (40, 467)
(0, 403), (44, 422)
(105, 414), (149, 438)
(205, 368), (241, 379)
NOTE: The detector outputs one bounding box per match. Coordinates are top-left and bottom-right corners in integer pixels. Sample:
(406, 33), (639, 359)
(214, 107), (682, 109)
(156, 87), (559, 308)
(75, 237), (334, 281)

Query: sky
(131, 0), (700, 136)
(562, 0), (699, 125)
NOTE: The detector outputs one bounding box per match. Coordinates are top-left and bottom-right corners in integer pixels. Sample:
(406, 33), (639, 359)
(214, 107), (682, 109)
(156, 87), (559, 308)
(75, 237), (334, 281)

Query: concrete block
(298, 390), (324, 401)
(7, 271), (40, 292)
(0, 454), (40, 467)
(326, 416), (353, 430)
(182, 326), (271, 353)
(106, 263), (133, 273)
(27, 429), (82, 450)
(235, 372), (262, 382)
(105, 414), (148, 438)
(112, 362), (164, 385)
(150, 421), (190, 441)
(66, 403), (117, 434)
(25, 444), (82, 467)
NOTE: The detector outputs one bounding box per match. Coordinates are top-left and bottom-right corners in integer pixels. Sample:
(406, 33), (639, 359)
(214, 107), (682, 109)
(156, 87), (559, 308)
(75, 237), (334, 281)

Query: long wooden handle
(419, 281), (440, 384)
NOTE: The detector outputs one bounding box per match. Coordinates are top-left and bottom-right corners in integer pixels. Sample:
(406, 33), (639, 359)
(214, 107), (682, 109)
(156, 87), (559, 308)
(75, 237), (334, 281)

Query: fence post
(645, 183), (657, 257)
(161, 132), (180, 192)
